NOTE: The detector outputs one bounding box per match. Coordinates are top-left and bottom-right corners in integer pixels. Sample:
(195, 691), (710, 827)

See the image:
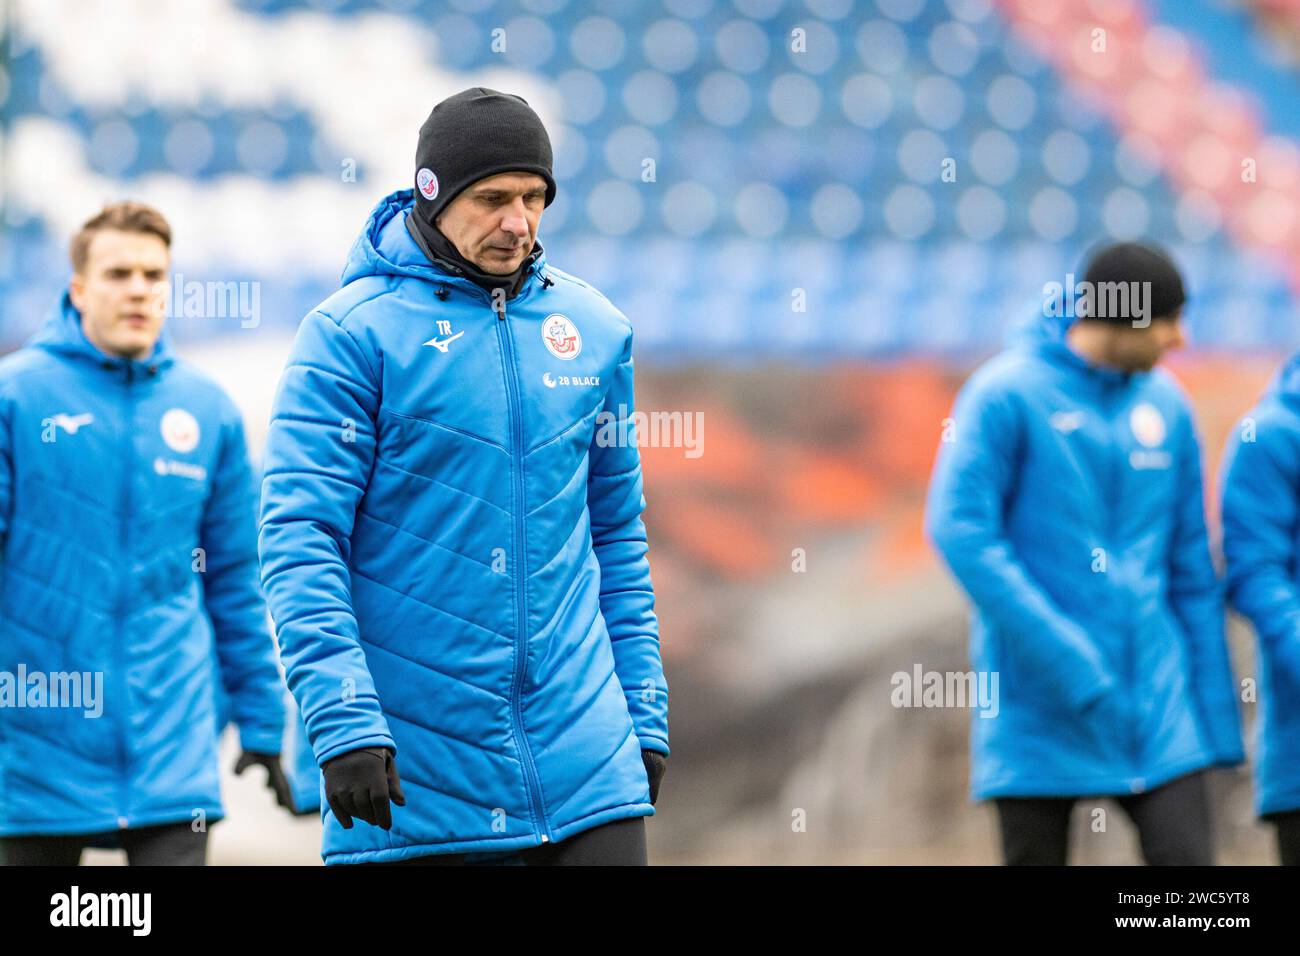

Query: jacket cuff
(239, 726), (285, 755)
(316, 734), (396, 768)
(638, 736), (669, 757)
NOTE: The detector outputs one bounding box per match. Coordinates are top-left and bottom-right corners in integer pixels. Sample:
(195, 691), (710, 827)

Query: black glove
(234, 750), (296, 813)
(642, 750), (667, 806)
(323, 746), (406, 830)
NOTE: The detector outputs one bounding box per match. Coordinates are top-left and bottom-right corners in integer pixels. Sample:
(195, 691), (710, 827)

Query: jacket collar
(342, 189), (551, 305)
(404, 207), (543, 301)
(1022, 305), (1141, 390)
(29, 291), (176, 378)
(1037, 335), (1138, 389)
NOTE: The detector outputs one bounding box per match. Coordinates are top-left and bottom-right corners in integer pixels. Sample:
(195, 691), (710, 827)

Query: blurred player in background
(925, 241), (1244, 865)
(259, 88), (669, 866)
(1220, 354), (1300, 865)
(0, 202), (292, 865)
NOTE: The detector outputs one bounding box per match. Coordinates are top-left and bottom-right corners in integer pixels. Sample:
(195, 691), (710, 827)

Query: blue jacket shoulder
(954, 346), (1043, 406)
(165, 359), (245, 427)
(544, 267), (632, 335)
(0, 346), (59, 395)
(315, 276), (402, 329)
(1143, 367), (1199, 440)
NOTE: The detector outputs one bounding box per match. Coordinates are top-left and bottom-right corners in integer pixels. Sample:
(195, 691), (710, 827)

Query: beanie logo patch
(416, 167), (439, 201)
(542, 314), (581, 360)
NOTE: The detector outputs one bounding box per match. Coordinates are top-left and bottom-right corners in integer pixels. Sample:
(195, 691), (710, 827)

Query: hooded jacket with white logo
(258, 190), (669, 864)
(0, 294), (285, 835)
(1221, 351), (1300, 817)
(924, 309), (1243, 799)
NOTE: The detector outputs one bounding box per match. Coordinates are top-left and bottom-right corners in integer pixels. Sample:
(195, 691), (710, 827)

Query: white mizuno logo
(52, 412), (94, 435)
(1049, 410), (1086, 434)
(423, 331), (464, 353)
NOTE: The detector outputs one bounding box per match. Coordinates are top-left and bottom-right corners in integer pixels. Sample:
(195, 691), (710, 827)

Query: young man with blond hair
(0, 202), (290, 865)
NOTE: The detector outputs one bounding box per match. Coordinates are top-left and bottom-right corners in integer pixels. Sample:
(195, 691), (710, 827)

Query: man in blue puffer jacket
(1221, 353), (1300, 865)
(259, 89), (669, 865)
(926, 242), (1243, 865)
(0, 202), (289, 865)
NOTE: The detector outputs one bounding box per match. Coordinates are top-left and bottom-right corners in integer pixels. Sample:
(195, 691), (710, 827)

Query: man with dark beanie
(259, 88), (669, 865)
(925, 240), (1243, 865)
(403, 87), (557, 301)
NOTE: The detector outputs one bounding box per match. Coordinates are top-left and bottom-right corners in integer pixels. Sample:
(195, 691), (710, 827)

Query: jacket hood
(28, 290), (176, 373)
(1268, 350), (1300, 410)
(1006, 302), (1068, 348)
(341, 189), (549, 297)
(1012, 288), (1141, 389)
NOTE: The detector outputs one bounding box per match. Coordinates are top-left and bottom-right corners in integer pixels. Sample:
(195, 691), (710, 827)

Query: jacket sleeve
(587, 329), (669, 756)
(200, 397), (285, 754)
(924, 374), (1116, 712)
(1168, 411), (1243, 765)
(258, 308), (395, 767)
(286, 695), (323, 813)
(0, 385), (11, 558)
(1222, 409), (1300, 696)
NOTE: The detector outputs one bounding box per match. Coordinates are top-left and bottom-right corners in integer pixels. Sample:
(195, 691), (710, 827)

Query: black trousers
(0, 820), (208, 866)
(1266, 809), (1300, 866)
(993, 770), (1213, 865)
(359, 816), (648, 866)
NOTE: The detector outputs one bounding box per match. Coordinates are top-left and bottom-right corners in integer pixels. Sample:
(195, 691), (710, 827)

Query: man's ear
(68, 273), (85, 313)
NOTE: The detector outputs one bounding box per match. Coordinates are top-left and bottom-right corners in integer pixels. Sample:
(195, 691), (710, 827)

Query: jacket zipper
(491, 285), (552, 845)
(1105, 385), (1142, 789)
(117, 361), (135, 827)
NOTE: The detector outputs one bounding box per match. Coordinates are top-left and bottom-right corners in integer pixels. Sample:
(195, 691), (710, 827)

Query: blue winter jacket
(925, 310), (1244, 800)
(0, 294), (285, 836)
(258, 190), (669, 865)
(1221, 351), (1300, 817)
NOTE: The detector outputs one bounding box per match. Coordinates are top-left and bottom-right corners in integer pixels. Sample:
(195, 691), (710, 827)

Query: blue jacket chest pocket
(381, 321), (513, 451)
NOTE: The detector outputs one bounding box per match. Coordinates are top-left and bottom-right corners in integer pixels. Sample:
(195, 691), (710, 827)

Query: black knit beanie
(1078, 241), (1186, 324)
(411, 87), (556, 228)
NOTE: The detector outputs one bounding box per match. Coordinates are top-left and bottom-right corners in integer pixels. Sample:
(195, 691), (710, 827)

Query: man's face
(435, 171), (547, 275)
(69, 229), (170, 360)
(1106, 311), (1186, 372)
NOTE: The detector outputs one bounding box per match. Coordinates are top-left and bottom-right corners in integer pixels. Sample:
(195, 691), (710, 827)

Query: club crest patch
(542, 314), (581, 361)
(1129, 402), (1166, 448)
(416, 167), (439, 201)
(160, 408), (200, 453)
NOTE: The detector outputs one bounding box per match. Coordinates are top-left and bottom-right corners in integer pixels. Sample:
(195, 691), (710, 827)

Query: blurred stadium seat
(3, 0), (1298, 359)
